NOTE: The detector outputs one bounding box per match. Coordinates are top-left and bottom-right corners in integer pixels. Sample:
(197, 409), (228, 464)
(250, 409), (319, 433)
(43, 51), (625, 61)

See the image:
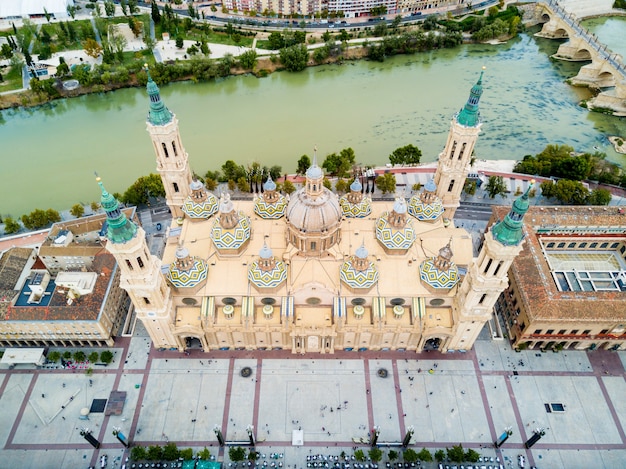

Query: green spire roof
(491, 181), (534, 247)
(456, 67), (485, 127)
(97, 177), (138, 244)
(145, 66), (173, 126)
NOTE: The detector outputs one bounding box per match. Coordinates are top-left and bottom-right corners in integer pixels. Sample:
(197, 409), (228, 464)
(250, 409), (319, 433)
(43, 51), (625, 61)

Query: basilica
(98, 68), (531, 354)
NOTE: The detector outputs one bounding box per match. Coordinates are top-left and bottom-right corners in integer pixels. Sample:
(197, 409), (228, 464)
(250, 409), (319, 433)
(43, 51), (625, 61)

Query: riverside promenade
(1, 331), (625, 469)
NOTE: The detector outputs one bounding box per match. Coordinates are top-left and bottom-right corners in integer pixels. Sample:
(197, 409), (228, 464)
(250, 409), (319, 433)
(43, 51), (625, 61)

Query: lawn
(0, 65), (23, 93)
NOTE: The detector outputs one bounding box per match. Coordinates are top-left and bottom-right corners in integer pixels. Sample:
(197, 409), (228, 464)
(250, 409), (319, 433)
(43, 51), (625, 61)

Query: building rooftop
(491, 205), (626, 322)
(164, 199), (473, 300)
(1, 252), (117, 322)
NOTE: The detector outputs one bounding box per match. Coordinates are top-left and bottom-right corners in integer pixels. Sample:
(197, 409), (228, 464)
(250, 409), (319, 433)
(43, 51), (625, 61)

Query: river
(1, 26), (626, 217)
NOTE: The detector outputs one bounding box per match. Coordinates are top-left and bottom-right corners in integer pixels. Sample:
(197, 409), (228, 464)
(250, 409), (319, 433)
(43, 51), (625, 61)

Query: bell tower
(434, 68), (485, 219)
(447, 182), (533, 352)
(144, 67), (192, 218)
(98, 176), (178, 349)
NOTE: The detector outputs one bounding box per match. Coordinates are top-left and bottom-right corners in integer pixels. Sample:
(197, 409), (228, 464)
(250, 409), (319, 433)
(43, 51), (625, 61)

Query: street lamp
(214, 424), (225, 446)
(247, 424), (255, 446)
(370, 425), (380, 446)
(402, 425), (414, 448)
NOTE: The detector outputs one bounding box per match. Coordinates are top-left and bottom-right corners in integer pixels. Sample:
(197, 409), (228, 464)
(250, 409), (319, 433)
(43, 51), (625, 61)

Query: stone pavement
(0, 337), (625, 469)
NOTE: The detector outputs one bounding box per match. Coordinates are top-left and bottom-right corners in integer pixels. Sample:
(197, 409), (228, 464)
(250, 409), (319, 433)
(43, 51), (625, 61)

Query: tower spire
(456, 66), (485, 127)
(145, 64), (173, 126)
(491, 180), (534, 246)
(96, 176), (138, 244)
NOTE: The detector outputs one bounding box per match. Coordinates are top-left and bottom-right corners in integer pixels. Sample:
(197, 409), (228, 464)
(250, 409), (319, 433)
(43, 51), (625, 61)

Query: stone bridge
(534, 0), (626, 116)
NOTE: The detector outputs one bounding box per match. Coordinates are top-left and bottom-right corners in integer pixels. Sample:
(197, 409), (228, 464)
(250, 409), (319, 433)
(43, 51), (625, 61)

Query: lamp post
(214, 424), (225, 446)
(402, 425), (414, 448)
(247, 424), (255, 446)
(370, 426), (380, 446)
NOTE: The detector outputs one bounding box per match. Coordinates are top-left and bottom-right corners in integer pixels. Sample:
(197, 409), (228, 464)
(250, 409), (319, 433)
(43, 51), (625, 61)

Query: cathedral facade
(100, 69), (530, 354)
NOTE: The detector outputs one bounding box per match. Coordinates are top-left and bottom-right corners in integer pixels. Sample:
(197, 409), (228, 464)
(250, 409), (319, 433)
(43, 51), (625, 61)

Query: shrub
(74, 351), (86, 362)
(100, 350), (114, 364)
(88, 352), (99, 363)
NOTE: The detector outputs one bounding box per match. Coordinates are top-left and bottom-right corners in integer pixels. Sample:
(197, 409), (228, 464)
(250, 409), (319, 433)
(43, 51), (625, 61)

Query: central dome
(285, 153), (342, 256)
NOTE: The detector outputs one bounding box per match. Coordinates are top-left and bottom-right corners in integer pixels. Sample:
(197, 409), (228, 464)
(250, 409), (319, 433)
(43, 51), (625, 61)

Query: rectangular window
(173, 182), (179, 193)
(478, 293), (487, 305)
(571, 329), (579, 335)
(448, 180), (455, 192)
(125, 259), (133, 270)
(534, 329), (542, 334)
(493, 261), (503, 276)
(172, 141), (178, 157)
(162, 142), (169, 157)
(600, 329), (608, 335)
(558, 329), (566, 335)
(143, 297), (151, 305)
(310, 241), (317, 250)
(546, 329), (554, 334)
(483, 258), (492, 274)
(137, 256), (144, 268)
(583, 330), (591, 335)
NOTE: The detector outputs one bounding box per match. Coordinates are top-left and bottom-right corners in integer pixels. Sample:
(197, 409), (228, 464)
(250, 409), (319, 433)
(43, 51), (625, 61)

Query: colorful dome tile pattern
(254, 194), (287, 219)
(340, 259), (379, 289)
(182, 192), (219, 219)
(419, 258), (459, 290)
(375, 212), (416, 250)
(339, 196), (372, 218)
(167, 256), (208, 288)
(248, 259), (287, 288)
(211, 211), (251, 250)
(408, 194), (444, 221)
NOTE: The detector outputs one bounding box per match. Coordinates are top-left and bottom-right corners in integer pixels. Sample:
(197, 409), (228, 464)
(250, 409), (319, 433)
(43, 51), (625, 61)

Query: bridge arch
(572, 47), (592, 61)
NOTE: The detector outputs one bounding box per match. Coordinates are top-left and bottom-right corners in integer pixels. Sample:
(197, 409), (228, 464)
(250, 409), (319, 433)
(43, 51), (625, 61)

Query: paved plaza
(0, 336), (625, 469)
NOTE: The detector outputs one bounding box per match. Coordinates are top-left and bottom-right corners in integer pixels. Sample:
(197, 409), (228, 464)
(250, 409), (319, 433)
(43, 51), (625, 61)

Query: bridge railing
(545, 0), (626, 78)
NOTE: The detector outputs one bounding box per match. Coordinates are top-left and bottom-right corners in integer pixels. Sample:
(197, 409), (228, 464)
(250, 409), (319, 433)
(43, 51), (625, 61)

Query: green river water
(1, 22), (626, 217)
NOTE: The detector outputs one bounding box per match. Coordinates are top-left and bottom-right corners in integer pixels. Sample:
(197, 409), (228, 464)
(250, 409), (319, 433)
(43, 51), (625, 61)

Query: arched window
(125, 259), (133, 271)
(173, 182), (179, 193)
(161, 142), (169, 158)
(172, 141), (178, 157)
(448, 180), (455, 192)
(137, 256), (144, 268)
(458, 143), (466, 160)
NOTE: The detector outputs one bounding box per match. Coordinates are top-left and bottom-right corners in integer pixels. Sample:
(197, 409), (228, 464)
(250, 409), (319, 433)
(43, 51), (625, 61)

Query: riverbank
(609, 136), (626, 154)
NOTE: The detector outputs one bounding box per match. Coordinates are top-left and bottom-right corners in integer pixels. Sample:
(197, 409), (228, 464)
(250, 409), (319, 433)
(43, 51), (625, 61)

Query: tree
(387, 450), (398, 462)
(222, 160), (246, 182)
(47, 351), (61, 363)
(267, 31), (285, 50)
(237, 176), (250, 192)
(100, 350), (114, 364)
(229, 447), (246, 462)
(416, 448), (432, 462)
(198, 447), (211, 460)
(83, 38), (103, 58)
(335, 178), (348, 193)
(70, 204), (85, 218)
(283, 180), (296, 194)
(104, 1), (116, 17)
(402, 448), (418, 463)
(176, 36), (184, 49)
(63, 351), (72, 360)
(131, 446), (147, 461)
(368, 448), (383, 463)
(74, 351), (86, 362)
(88, 352), (99, 363)
(296, 155), (311, 175)
(0, 43), (13, 60)
(540, 179), (589, 205)
(21, 208), (60, 230)
(147, 445), (163, 461)
(3, 217), (21, 234)
(322, 147), (355, 177)
(388, 144), (422, 165)
(90, 201), (100, 212)
(447, 444), (465, 463)
(151, 2), (161, 23)
(434, 450), (446, 462)
(353, 450), (366, 462)
(485, 175), (507, 199)
(163, 442), (180, 460)
(463, 180), (477, 196)
(269, 165), (282, 181)
(180, 448), (194, 459)
(239, 50), (258, 70)
(122, 174), (165, 206)
(464, 448), (480, 463)
(376, 173), (396, 194)
(322, 178), (332, 190)
(279, 44), (309, 72)
(588, 188), (611, 205)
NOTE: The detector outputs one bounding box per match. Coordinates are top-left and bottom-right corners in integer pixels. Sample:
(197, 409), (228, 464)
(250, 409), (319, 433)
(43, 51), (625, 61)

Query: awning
(412, 297), (426, 321)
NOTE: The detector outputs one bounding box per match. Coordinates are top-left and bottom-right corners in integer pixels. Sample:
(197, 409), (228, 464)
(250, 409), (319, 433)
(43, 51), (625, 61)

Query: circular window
(222, 297), (237, 305)
(430, 298), (445, 306)
(261, 297), (276, 305)
(182, 298), (197, 306)
(351, 298), (366, 306)
(306, 297), (322, 305)
(390, 298), (405, 306)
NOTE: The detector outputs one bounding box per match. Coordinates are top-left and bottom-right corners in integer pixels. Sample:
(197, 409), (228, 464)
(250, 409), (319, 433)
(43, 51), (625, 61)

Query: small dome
(286, 187), (342, 234)
(175, 246), (189, 259)
(263, 175), (277, 191)
(425, 179), (437, 192)
(190, 180), (204, 191)
(393, 197), (407, 214)
(355, 244), (368, 259)
(350, 178), (362, 192)
(259, 244), (273, 259)
(306, 164), (323, 179)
